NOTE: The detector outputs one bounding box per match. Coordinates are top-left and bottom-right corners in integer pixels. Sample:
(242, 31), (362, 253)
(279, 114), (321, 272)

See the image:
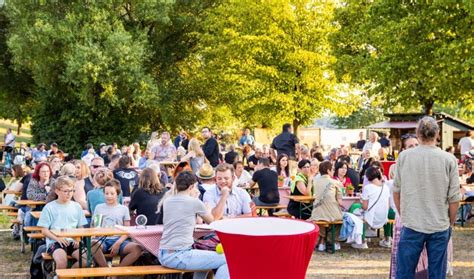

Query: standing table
(211, 217), (319, 279)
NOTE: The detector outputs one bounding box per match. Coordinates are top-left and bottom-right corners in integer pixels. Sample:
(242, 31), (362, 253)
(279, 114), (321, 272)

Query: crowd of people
(1, 120), (473, 279)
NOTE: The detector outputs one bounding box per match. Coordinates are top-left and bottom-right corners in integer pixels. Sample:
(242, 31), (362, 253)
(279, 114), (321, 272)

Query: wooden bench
(27, 233), (45, 239)
(0, 205), (18, 211)
(459, 200), (474, 227)
(42, 252), (115, 261)
(255, 204), (287, 216)
(24, 226), (43, 232)
(312, 220), (344, 254)
(55, 266), (214, 278)
(273, 210), (292, 218)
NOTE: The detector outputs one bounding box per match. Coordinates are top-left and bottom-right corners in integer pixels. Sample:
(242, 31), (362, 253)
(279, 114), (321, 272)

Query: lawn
(0, 119), (32, 145)
(0, 220), (473, 278)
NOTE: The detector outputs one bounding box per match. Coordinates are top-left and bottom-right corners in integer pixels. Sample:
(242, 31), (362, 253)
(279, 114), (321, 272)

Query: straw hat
(197, 163), (215, 179)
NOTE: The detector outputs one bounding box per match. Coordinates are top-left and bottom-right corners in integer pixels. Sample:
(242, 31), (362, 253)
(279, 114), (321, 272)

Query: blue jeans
(396, 226), (451, 279)
(158, 248), (229, 279)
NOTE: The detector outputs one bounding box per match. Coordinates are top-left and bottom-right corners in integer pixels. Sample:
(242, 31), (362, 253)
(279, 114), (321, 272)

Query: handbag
(192, 232), (220, 251)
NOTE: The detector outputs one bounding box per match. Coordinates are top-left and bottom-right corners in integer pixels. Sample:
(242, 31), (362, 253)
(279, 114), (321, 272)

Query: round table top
(211, 217), (316, 236)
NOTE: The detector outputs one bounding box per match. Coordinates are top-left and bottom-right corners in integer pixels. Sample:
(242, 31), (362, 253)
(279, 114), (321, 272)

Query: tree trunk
(423, 100), (434, 116)
(293, 119), (300, 137)
(17, 119), (22, 135)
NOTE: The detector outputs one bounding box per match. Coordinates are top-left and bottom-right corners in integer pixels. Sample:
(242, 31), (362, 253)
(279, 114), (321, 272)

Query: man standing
(379, 132), (392, 155)
(151, 131), (177, 162)
(239, 128), (255, 146)
(203, 163), (252, 219)
(363, 131), (382, 155)
(202, 127), (220, 167)
(270, 123), (300, 161)
(356, 131), (366, 151)
(3, 128), (15, 153)
(393, 116), (460, 278)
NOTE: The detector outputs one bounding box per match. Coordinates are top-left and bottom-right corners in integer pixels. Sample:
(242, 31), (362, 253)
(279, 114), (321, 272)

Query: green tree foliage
(187, 0), (359, 133)
(5, 1), (171, 153)
(332, 1), (473, 115)
(0, 7), (34, 134)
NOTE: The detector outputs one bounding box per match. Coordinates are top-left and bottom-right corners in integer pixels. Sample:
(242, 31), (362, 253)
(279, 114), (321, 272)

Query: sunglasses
(401, 133), (417, 140)
(91, 165), (102, 169)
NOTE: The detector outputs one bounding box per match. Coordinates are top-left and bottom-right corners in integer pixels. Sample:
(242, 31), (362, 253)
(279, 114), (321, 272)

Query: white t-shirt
(459, 136), (474, 155)
(233, 170), (252, 187)
(5, 133), (15, 148)
(362, 141), (382, 155)
(361, 183), (390, 229)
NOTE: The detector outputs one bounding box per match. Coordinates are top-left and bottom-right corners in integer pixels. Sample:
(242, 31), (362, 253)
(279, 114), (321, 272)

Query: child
(37, 176), (107, 269)
(94, 179), (142, 267)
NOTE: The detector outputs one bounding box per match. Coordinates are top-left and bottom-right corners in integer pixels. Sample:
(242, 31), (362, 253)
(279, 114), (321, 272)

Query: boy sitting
(37, 176), (108, 269)
(93, 179), (142, 267)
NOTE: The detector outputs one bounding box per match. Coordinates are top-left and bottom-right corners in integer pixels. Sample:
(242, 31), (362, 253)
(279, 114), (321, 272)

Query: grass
(0, 221), (473, 278)
(0, 119), (32, 145)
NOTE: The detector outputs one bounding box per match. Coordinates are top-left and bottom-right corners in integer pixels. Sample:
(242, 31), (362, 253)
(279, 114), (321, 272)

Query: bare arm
(448, 202), (459, 226)
(296, 181), (312, 196)
(211, 189), (230, 220)
(393, 192), (400, 215)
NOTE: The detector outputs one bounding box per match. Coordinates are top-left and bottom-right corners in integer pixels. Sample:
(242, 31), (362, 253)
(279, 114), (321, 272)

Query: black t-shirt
(379, 137), (391, 147)
(356, 140), (366, 150)
(346, 168), (360, 192)
(84, 177), (94, 194)
(129, 188), (167, 225)
(203, 137), (219, 167)
(20, 174), (32, 200)
(113, 168), (139, 197)
(271, 132), (299, 159)
(252, 168), (279, 204)
(224, 151), (239, 164)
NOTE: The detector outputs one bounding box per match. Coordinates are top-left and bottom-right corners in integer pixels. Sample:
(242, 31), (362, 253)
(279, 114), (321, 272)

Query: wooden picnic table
(285, 195), (362, 218)
(30, 210), (90, 220)
(51, 227), (129, 268)
(15, 200), (46, 208)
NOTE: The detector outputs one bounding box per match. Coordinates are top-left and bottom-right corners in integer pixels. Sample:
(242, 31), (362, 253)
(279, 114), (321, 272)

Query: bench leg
(330, 225), (336, 254)
(461, 204), (464, 227)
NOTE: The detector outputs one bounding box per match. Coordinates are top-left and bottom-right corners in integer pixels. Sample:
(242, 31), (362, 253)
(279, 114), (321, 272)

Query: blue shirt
(37, 200), (87, 248)
(202, 185), (252, 217)
(239, 135), (255, 146)
(87, 188), (123, 214)
(32, 150), (48, 162)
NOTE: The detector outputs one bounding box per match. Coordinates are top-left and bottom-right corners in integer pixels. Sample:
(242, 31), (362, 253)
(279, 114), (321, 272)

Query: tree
(186, 0), (359, 134)
(0, 6), (34, 134)
(5, 1), (171, 153)
(332, 1), (473, 115)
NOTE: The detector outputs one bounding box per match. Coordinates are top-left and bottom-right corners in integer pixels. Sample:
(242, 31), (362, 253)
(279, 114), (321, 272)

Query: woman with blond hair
(71, 160), (90, 209)
(129, 168), (168, 225)
(181, 138), (206, 174)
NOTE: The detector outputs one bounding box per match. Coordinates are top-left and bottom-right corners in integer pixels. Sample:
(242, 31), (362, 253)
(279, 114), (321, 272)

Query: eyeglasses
(60, 190), (75, 194)
(401, 133), (417, 140)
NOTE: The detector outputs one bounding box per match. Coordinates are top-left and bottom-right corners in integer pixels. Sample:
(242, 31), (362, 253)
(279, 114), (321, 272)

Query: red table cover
(212, 217), (319, 279)
(116, 225), (211, 255)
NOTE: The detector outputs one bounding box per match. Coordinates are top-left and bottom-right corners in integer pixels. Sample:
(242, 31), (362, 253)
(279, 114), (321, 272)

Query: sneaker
(351, 242), (369, 249)
(334, 242), (341, 251)
(379, 239), (392, 248)
(317, 243), (326, 252)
